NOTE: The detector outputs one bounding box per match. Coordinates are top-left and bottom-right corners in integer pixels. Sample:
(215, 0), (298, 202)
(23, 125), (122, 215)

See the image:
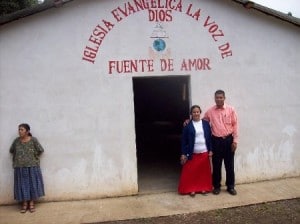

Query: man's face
(215, 93), (225, 107)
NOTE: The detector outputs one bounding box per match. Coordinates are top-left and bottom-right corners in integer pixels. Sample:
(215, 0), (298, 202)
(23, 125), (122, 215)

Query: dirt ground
(96, 198), (299, 224)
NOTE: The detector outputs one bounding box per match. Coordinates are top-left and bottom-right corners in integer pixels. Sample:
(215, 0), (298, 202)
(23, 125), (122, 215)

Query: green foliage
(0, 0), (39, 16)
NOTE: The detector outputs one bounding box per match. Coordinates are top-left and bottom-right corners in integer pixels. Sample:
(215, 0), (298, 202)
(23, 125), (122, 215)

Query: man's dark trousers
(212, 135), (235, 189)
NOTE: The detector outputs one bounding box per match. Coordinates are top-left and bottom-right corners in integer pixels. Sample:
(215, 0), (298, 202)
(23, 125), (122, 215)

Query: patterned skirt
(178, 152), (213, 194)
(14, 166), (45, 202)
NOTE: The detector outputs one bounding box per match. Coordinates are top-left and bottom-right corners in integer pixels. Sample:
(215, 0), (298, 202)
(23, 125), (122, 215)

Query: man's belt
(212, 134), (232, 140)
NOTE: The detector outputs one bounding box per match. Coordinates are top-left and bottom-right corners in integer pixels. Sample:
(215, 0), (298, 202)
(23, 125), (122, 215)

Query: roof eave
(1, 0), (300, 27)
(232, 0), (300, 27)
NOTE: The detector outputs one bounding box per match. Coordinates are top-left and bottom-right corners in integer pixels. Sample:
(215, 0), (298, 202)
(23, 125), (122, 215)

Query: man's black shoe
(212, 188), (220, 195)
(227, 188), (237, 195)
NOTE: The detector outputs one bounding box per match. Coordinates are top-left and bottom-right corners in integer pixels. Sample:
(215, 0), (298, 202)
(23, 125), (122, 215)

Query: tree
(0, 0), (39, 16)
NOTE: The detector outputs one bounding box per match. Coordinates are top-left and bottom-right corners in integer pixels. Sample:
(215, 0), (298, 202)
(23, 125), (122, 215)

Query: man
(203, 90), (238, 195)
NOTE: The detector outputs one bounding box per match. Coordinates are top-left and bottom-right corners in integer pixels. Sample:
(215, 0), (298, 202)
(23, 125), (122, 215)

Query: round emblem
(153, 38), (166, 52)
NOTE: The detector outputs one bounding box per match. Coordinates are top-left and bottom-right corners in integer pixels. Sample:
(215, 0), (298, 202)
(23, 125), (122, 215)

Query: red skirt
(178, 152), (212, 194)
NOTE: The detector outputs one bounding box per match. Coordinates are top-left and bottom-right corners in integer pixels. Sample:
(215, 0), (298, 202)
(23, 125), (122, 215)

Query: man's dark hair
(215, 89), (225, 96)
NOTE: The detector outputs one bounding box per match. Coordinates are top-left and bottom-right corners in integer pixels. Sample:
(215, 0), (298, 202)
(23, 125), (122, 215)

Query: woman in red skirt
(178, 105), (213, 196)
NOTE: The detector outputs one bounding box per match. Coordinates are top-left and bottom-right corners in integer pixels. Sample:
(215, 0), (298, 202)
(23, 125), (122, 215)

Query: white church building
(0, 0), (299, 204)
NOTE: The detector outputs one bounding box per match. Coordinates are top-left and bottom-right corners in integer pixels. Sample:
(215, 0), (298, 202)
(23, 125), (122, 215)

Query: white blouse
(192, 120), (207, 153)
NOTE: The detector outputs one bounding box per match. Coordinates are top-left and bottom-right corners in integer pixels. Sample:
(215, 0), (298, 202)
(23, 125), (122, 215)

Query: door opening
(133, 76), (190, 193)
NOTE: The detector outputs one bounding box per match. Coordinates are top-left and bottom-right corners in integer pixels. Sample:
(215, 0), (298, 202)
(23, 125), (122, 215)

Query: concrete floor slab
(0, 177), (299, 224)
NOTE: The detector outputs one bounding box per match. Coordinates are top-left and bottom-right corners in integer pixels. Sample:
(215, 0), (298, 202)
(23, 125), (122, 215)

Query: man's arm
(202, 110), (210, 122)
(231, 108), (238, 152)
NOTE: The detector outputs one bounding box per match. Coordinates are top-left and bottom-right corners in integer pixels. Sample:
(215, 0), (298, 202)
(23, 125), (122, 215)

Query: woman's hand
(180, 155), (187, 165)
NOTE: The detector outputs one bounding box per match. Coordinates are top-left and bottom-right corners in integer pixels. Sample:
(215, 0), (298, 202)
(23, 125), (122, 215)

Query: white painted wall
(0, 0), (299, 204)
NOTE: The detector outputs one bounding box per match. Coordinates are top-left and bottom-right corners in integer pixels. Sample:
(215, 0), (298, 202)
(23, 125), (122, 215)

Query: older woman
(9, 123), (45, 213)
(178, 105), (213, 196)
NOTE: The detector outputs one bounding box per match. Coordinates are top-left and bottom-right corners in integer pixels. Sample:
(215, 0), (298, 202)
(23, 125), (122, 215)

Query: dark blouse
(9, 137), (44, 168)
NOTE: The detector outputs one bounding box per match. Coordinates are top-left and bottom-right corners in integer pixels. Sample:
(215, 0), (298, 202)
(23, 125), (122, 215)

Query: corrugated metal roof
(1, 0), (300, 27)
(0, 0), (74, 25)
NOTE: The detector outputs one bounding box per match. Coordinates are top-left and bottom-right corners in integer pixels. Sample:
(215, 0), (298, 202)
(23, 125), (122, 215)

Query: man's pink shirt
(203, 104), (238, 143)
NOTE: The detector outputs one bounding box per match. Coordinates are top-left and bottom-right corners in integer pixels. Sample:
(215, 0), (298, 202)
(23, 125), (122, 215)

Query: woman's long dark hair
(19, 123), (32, 136)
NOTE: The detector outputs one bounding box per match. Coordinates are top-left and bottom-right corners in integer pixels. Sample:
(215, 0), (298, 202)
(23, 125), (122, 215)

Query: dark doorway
(133, 76), (190, 193)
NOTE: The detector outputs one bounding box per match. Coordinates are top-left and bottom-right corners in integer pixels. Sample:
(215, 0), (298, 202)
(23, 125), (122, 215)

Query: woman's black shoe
(212, 188), (220, 195)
